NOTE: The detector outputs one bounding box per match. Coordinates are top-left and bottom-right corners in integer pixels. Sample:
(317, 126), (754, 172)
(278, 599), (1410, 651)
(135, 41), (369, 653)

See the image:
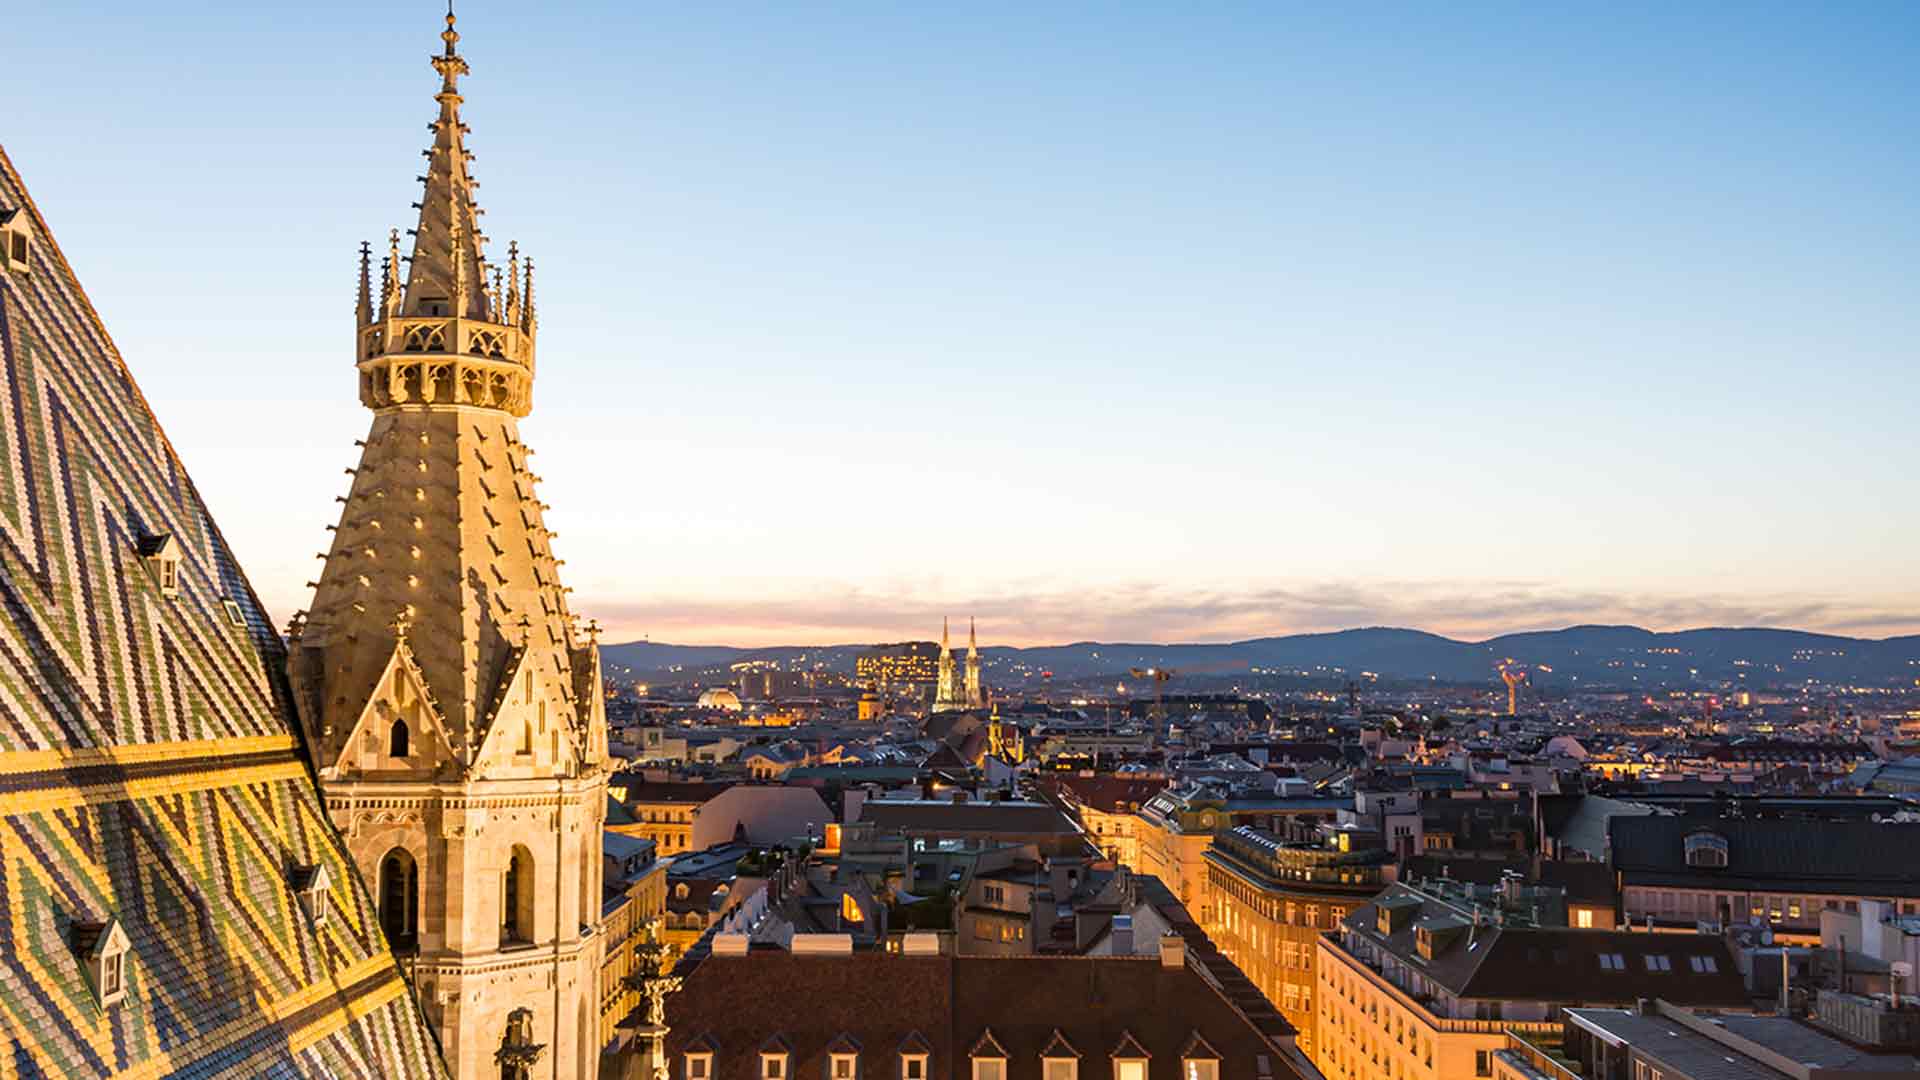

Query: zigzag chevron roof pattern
(0, 146), (447, 1078)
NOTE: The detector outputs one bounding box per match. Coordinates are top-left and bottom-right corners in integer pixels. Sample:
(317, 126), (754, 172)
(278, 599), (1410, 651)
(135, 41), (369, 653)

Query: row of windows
(1623, 887), (1911, 924)
(690, 1054), (1217, 1080)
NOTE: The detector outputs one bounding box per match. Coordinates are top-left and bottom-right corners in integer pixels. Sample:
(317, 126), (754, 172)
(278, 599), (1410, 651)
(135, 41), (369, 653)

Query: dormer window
(1, 208), (30, 275)
(71, 916), (131, 1009)
(1180, 1032), (1221, 1080)
(899, 1031), (932, 1080)
(1110, 1032), (1150, 1080)
(222, 598), (246, 628)
(292, 864), (333, 927)
(1040, 1029), (1079, 1080)
(825, 1034), (862, 1080)
(137, 534), (181, 598)
(686, 1054), (713, 1080)
(970, 1030), (1008, 1080)
(760, 1036), (793, 1080)
(1683, 830), (1729, 869)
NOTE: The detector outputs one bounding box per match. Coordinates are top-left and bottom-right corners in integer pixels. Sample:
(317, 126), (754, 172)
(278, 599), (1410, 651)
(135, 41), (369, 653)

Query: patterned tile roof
(0, 145), (447, 1078)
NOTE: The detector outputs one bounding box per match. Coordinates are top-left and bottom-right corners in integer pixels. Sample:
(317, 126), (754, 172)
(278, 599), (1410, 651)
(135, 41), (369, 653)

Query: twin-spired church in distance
(0, 9), (607, 1080)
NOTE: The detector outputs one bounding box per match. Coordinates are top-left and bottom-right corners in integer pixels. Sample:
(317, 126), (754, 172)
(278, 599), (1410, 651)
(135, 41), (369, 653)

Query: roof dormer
(1684, 828), (1729, 869)
(291, 864), (333, 926)
(136, 533), (181, 598)
(70, 916), (131, 1009)
(0, 208), (31, 276)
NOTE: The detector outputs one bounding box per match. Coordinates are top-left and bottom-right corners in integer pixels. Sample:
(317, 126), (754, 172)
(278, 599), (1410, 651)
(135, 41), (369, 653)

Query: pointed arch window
(502, 845), (535, 946)
(379, 849), (419, 952)
(389, 717), (410, 759)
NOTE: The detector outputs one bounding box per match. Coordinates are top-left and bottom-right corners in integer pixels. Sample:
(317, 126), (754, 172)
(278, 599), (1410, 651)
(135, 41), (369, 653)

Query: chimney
(791, 933), (854, 956)
(952, 789), (970, 805)
(1160, 934), (1187, 969)
(903, 932), (941, 957)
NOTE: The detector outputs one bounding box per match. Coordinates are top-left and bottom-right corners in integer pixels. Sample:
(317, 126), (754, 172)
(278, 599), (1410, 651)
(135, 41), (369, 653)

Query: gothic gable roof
(0, 144), (446, 1078)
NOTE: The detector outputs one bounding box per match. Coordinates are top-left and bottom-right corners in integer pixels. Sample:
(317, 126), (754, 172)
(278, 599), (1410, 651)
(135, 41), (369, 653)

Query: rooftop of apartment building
(1337, 882), (1749, 1007)
(1565, 1001), (1920, 1079)
(1609, 816), (1920, 896)
(663, 940), (1313, 1080)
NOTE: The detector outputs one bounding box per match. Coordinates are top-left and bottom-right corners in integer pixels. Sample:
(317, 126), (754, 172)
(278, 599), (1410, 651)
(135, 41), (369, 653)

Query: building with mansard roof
(281, 9), (611, 1079)
(662, 933), (1315, 1080)
(0, 148), (446, 1075)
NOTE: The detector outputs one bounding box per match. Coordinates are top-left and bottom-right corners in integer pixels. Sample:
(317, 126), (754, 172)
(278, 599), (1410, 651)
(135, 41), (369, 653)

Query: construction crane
(1129, 667), (1176, 727)
(1499, 661), (1528, 717)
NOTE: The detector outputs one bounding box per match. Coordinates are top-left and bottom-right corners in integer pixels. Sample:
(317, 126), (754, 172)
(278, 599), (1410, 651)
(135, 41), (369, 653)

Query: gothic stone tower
(286, 12), (610, 1080)
(932, 617), (963, 712)
(965, 617), (983, 707)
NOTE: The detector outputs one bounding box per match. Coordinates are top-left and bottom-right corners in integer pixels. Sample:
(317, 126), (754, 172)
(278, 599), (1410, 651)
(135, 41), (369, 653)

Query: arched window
(389, 718), (410, 759)
(379, 849), (419, 952)
(502, 846), (535, 945)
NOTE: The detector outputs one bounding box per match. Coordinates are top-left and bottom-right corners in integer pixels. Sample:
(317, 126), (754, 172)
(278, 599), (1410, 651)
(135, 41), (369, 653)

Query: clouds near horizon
(567, 578), (1920, 648)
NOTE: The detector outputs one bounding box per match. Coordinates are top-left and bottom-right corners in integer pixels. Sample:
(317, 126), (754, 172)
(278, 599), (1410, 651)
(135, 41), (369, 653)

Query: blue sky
(8, 2), (1918, 645)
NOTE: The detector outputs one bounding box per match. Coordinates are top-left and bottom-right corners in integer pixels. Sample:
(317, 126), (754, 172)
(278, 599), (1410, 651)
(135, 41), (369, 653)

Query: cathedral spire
(402, 3), (489, 319)
(968, 617), (978, 658)
(355, 241), (372, 327)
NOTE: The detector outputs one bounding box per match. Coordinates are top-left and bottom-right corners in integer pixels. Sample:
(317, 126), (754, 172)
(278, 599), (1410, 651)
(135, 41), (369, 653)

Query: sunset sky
(9, 2), (1918, 646)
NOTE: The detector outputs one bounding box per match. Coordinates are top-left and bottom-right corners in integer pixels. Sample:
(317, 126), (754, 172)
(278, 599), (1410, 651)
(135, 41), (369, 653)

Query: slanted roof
(971, 1029), (1010, 1058)
(1038, 1030), (1079, 1059)
(1609, 816), (1920, 896)
(0, 145), (444, 1077)
(860, 800), (1078, 835)
(1342, 885), (1747, 1007)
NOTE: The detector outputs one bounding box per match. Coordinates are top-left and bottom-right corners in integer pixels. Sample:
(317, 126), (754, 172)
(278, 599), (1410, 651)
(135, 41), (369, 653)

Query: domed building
(697, 687), (744, 712)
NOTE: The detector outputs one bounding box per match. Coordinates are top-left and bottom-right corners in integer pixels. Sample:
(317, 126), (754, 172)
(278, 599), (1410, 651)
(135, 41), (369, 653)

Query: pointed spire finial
(506, 240), (521, 323)
(356, 241), (373, 327)
(522, 257), (537, 330)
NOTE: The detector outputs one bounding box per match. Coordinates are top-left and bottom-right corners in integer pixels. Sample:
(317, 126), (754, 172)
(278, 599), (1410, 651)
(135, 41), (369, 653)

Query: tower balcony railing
(360, 313), (534, 369)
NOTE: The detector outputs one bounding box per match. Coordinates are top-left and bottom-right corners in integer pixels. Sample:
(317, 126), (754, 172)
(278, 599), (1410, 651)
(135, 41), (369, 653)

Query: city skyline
(9, 1), (1920, 647)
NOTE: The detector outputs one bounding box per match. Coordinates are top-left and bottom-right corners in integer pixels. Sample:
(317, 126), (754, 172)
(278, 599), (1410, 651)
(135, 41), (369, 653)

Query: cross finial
(432, 2), (470, 92)
(390, 607), (414, 639)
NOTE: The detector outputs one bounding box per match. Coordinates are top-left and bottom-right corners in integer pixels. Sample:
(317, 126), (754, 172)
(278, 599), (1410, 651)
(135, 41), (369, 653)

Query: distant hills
(600, 625), (1920, 691)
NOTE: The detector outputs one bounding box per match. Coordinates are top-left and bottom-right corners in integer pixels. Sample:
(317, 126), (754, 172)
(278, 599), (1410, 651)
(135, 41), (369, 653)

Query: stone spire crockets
(300, 3), (593, 775)
(350, 4), (536, 418)
(289, 10), (609, 1077)
(405, 6), (488, 320)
